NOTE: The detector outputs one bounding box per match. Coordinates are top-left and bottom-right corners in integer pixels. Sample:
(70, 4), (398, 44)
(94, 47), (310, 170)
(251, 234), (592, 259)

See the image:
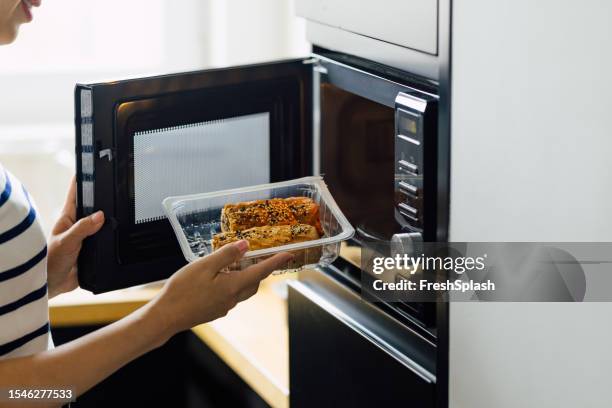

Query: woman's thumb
(197, 240), (249, 272)
(63, 211), (105, 247)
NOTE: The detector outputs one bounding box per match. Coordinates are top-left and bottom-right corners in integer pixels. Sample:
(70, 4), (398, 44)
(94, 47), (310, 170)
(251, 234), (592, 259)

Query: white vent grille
(133, 112), (270, 224)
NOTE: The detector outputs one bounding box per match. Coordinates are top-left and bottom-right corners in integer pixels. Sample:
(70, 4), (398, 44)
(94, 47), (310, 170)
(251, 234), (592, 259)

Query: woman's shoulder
(0, 163), (47, 280)
(0, 163), (50, 360)
(0, 162), (47, 272)
(0, 164), (37, 232)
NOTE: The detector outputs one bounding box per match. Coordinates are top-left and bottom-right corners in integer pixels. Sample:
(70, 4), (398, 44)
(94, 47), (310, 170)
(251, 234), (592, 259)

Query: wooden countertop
(49, 274), (294, 408)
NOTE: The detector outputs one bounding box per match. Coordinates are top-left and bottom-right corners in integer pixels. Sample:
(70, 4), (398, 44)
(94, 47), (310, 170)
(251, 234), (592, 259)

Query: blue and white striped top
(0, 164), (50, 359)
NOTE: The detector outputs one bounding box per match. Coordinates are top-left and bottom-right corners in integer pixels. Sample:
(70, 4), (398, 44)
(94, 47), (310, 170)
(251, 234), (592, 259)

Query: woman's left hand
(47, 176), (105, 298)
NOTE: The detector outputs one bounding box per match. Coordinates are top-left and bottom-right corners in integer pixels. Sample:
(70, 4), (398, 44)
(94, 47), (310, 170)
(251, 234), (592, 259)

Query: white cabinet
(296, 0), (438, 55)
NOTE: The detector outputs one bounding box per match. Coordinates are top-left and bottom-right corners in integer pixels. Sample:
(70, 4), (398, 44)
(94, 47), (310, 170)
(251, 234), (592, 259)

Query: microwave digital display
(398, 113), (418, 135)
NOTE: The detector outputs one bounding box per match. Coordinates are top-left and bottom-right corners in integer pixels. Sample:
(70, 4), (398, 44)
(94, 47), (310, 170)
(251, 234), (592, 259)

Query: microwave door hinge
(303, 57), (327, 74)
(99, 148), (115, 162)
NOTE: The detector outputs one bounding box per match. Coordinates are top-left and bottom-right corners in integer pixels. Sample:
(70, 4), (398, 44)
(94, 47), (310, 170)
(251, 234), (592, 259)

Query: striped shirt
(0, 164), (50, 359)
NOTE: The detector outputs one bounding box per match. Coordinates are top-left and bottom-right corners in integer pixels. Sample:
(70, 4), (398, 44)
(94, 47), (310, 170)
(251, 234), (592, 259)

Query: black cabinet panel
(51, 327), (269, 408)
(289, 280), (435, 408)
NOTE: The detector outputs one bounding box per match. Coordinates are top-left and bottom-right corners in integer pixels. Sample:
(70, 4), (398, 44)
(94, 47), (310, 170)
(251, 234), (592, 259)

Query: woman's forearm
(0, 242), (289, 408)
(0, 296), (174, 407)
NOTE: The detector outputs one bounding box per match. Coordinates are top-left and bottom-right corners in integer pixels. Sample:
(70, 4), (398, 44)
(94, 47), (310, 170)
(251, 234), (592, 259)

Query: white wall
(449, 1), (612, 407)
(0, 0), (308, 233)
(205, 0), (308, 66)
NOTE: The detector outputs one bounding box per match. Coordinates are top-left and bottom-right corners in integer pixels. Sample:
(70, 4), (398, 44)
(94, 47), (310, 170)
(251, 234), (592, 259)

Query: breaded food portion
(220, 198), (296, 232)
(220, 197), (322, 234)
(284, 197), (323, 235)
(212, 224), (319, 251)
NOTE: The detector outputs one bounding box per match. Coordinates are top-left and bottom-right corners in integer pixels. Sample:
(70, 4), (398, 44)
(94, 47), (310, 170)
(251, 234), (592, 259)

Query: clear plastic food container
(162, 176), (355, 273)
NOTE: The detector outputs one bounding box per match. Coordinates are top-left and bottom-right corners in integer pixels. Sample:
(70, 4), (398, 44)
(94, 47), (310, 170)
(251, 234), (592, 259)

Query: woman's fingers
(60, 211), (105, 252)
(158, 249), (294, 332)
(52, 176), (79, 235)
(61, 175), (78, 223)
(196, 240), (249, 273)
(231, 252), (294, 288)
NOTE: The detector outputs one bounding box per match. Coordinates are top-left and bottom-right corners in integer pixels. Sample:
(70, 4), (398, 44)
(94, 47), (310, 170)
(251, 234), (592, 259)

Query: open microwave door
(75, 60), (312, 293)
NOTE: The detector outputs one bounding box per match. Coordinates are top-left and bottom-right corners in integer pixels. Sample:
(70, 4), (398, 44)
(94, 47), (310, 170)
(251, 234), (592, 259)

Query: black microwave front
(75, 54), (439, 293)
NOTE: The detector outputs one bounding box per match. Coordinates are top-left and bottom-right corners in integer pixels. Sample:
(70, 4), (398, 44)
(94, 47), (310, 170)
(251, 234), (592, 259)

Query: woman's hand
(153, 240), (293, 335)
(47, 177), (104, 298)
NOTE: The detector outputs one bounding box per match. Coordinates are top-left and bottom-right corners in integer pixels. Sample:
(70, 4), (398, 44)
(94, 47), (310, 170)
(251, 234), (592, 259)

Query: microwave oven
(75, 50), (442, 313)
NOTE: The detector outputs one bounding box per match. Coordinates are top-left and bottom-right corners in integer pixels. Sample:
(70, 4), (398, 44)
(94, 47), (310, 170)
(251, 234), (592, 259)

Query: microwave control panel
(394, 92), (437, 238)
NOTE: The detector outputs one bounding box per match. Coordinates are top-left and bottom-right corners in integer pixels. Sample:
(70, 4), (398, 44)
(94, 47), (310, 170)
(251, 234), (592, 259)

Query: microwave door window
(133, 113), (270, 224)
(321, 83), (398, 243)
(115, 82), (298, 267)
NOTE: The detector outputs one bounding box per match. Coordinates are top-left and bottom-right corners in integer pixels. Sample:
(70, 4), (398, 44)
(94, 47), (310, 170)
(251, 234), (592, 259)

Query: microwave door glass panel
(133, 112), (270, 224)
(320, 83), (398, 242)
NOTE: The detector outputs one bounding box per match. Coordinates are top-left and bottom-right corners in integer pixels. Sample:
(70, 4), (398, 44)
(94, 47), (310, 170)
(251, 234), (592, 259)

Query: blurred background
(0, 0), (309, 232)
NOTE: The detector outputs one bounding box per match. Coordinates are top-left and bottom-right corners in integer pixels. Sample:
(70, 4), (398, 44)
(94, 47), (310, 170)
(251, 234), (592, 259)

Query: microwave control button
(391, 232), (423, 258)
(398, 202), (420, 225)
(398, 209), (419, 224)
(402, 193), (421, 218)
(398, 181), (418, 197)
(398, 202), (418, 217)
(398, 159), (419, 175)
(398, 133), (421, 146)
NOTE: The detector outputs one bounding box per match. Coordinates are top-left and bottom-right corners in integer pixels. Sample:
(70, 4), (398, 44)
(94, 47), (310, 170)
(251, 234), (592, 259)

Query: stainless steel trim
(314, 54), (438, 109)
(313, 64), (328, 75)
(289, 278), (436, 383)
(312, 64), (321, 176)
(317, 55), (437, 97)
(395, 92), (428, 112)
